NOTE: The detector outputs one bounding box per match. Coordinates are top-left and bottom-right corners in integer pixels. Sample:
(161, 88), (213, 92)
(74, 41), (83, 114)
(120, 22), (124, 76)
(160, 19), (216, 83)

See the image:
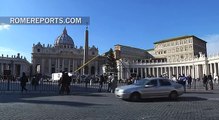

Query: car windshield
(133, 79), (150, 85)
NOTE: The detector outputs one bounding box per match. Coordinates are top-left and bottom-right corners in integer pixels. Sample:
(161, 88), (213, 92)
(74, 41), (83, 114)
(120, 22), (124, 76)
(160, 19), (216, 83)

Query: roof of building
(154, 35), (207, 44)
(114, 44), (146, 51)
(145, 48), (154, 51)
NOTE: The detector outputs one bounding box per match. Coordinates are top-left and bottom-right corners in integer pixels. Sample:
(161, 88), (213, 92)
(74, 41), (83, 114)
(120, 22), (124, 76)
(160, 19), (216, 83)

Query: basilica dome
(54, 27), (74, 48)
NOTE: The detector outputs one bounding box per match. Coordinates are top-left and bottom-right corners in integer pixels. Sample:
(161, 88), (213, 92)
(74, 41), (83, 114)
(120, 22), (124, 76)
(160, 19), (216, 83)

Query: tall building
(115, 35), (218, 80)
(32, 27), (103, 76)
(154, 35), (207, 62)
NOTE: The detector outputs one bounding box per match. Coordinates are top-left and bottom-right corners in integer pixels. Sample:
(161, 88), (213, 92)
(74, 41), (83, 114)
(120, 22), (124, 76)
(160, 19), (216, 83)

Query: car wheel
(169, 91), (178, 100)
(130, 92), (141, 102)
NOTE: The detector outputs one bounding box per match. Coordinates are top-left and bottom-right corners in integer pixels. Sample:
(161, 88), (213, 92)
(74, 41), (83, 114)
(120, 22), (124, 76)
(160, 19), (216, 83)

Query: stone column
(165, 67), (167, 74)
(148, 67), (151, 76)
(161, 67), (163, 76)
(152, 67), (155, 77)
(210, 63), (213, 75)
(214, 63), (217, 76)
(141, 68), (143, 78)
(184, 66), (187, 76)
(145, 68), (147, 77)
(172, 67), (175, 76)
(176, 66), (179, 77)
(49, 59), (51, 74)
(41, 59), (45, 74)
(57, 58), (60, 72)
(168, 67), (171, 79)
(136, 67), (139, 77)
(72, 59), (75, 72)
(197, 65), (199, 78)
(62, 59), (65, 72)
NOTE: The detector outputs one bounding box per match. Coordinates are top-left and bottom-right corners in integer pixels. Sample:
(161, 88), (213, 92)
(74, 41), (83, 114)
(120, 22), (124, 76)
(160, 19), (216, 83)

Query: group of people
(172, 74), (192, 92)
(18, 71), (119, 94)
(202, 74), (214, 90)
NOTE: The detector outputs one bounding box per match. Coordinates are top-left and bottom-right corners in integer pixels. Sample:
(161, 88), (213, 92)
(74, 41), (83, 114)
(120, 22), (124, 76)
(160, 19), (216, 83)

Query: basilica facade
(32, 27), (104, 76)
(115, 35), (219, 80)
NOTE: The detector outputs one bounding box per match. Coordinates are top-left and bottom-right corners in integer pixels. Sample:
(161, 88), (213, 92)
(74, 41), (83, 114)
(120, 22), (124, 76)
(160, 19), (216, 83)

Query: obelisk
(83, 26), (89, 75)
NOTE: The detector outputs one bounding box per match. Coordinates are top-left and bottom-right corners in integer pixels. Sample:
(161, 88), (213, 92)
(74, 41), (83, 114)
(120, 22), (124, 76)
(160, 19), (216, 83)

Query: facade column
(165, 67), (167, 74)
(62, 59), (64, 72)
(168, 67), (171, 79)
(202, 64), (206, 75)
(210, 63), (213, 75)
(57, 58), (60, 72)
(180, 66), (183, 75)
(161, 67), (163, 75)
(192, 65), (195, 79)
(214, 63), (217, 76)
(184, 66), (187, 76)
(188, 66), (191, 75)
(145, 68), (147, 77)
(156, 67), (159, 77)
(41, 59), (45, 74)
(49, 59), (51, 74)
(176, 66), (179, 77)
(152, 67), (155, 77)
(141, 68), (143, 78)
(72, 59), (75, 72)
(68, 59), (71, 72)
(148, 67), (151, 76)
(136, 67), (139, 77)
(197, 65), (200, 78)
(172, 67), (175, 76)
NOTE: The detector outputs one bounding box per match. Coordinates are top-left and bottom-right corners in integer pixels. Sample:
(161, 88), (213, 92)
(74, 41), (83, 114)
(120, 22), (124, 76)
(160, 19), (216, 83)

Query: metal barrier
(0, 79), (126, 93)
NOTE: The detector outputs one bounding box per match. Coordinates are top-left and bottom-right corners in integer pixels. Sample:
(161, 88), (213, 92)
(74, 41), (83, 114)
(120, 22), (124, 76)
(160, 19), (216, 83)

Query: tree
(105, 48), (118, 75)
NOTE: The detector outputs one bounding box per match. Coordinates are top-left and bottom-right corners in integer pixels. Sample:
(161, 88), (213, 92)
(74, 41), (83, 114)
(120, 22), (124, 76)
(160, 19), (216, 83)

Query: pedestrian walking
(107, 74), (113, 92)
(98, 74), (104, 92)
(178, 74), (187, 92)
(202, 74), (208, 90)
(20, 72), (28, 92)
(187, 75), (192, 89)
(208, 74), (213, 90)
(59, 71), (71, 95)
(111, 75), (118, 93)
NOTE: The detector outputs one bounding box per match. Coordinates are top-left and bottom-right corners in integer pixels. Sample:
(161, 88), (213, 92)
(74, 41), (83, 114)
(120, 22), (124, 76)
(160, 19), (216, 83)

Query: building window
(37, 49), (40, 52)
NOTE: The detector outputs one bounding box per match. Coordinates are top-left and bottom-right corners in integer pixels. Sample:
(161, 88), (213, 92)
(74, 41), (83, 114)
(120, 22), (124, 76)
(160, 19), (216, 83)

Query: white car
(115, 78), (184, 101)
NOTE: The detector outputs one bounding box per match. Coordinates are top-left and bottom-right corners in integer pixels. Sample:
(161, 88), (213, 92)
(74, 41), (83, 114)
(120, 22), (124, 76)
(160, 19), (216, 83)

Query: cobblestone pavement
(1, 85), (219, 120)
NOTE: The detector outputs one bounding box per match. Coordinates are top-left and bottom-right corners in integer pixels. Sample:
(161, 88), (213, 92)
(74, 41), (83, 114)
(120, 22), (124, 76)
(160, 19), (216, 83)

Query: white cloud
(0, 47), (31, 62)
(202, 34), (219, 55)
(0, 23), (10, 30)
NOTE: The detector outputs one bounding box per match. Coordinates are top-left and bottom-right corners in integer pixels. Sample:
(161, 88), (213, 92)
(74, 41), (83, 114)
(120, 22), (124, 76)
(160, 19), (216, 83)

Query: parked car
(115, 77), (184, 101)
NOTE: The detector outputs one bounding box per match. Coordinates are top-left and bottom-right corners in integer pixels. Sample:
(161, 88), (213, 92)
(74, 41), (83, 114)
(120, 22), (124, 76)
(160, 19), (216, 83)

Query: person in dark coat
(98, 74), (104, 92)
(20, 72), (28, 92)
(203, 74), (208, 90)
(59, 72), (71, 95)
(187, 75), (192, 89)
(208, 74), (213, 90)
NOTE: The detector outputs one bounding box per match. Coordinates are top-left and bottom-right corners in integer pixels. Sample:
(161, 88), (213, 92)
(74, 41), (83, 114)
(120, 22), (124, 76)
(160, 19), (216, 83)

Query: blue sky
(1, 0), (219, 62)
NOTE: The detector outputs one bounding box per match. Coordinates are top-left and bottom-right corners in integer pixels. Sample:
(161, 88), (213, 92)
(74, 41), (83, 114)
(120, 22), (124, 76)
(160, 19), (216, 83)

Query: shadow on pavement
(185, 91), (215, 94)
(0, 92), (109, 107)
(125, 96), (207, 103)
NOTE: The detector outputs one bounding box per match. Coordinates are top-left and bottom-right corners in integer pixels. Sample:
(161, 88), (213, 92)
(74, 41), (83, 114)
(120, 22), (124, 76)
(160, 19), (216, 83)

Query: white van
(51, 72), (73, 82)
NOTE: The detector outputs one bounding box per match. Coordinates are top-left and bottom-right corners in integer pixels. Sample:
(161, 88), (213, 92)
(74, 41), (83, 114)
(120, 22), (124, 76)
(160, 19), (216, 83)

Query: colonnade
(118, 57), (219, 80)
